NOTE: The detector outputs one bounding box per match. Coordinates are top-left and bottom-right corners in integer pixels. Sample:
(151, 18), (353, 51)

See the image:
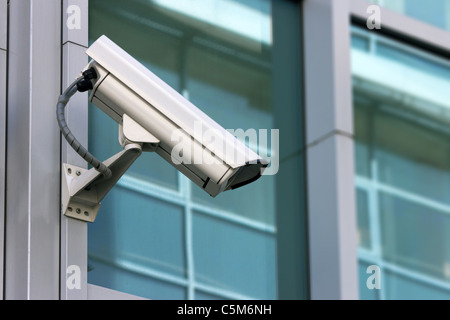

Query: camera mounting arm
(58, 71), (160, 223)
(61, 142), (141, 223)
(61, 114), (160, 223)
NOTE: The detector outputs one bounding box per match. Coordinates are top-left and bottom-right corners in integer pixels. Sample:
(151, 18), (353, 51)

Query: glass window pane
(193, 175), (275, 226)
(376, 43), (450, 80)
(379, 192), (450, 280)
(88, 188), (186, 278)
(358, 262), (381, 300)
(374, 111), (450, 204)
(354, 102), (372, 178)
(87, 0), (306, 300)
(384, 270), (450, 300)
(89, 105), (179, 189)
(351, 34), (370, 52)
(356, 188), (371, 249)
(352, 26), (450, 299)
(88, 259), (187, 300)
(194, 290), (224, 300)
(192, 211), (276, 299)
(368, 0), (450, 32)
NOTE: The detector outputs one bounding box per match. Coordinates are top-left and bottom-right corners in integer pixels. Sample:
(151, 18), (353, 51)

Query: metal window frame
(351, 0), (450, 298)
(87, 172), (276, 300)
(79, 0), (292, 301)
(352, 24), (450, 298)
(82, 9), (278, 299)
(59, 0), (146, 300)
(60, 0), (89, 300)
(4, 0), (62, 299)
(0, 0), (8, 301)
(350, 0), (450, 55)
(303, 0), (450, 300)
(303, 0), (358, 300)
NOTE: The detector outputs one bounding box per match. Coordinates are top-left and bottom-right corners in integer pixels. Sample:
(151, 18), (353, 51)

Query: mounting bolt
(76, 208), (81, 214)
(76, 170), (81, 176)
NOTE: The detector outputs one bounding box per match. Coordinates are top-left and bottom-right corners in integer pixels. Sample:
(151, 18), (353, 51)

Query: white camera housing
(83, 35), (267, 198)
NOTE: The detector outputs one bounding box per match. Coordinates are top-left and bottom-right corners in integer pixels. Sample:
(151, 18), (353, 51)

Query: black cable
(56, 69), (112, 179)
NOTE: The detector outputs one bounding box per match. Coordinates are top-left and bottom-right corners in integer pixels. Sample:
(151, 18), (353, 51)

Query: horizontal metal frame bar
(351, 26), (450, 69)
(350, 0), (450, 56)
(116, 174), (276, 234)
(88, 253), (256, 300)
(359, 248), (450, 294)
(356, 176), (450, 216)
(356, 173), (450, 296)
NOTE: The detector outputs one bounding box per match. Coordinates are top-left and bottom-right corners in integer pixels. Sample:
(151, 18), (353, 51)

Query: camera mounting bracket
(61, 114), (160, 222)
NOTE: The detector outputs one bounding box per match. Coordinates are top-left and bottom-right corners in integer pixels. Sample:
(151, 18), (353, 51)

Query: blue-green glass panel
(358, 261), (380, 300)
(192, 211), (276, 299)
(192, 175), (275, 226)
(403, 0), (447, 30)
(353, 103), (371, 178)
(88, 106), (179, 189)
(88, 0), (306, 300)
(353, 27), (450, 300)
(187, 28), (276, 224)
(356, 188), (371, 249)
(351, 34), (369, 52)
(376, 44), (450, 81)
(88, 0), (181, 190)
(377, 149), (450, 204)
(88, 188), (186, 278)
(374, 110), (450, 205)
(384, 270), (450, 300)
(379, 192), (450, 281)
(186, 54), (273, 130)
(88, 258), (186, 300)
(368, 0), (450, 32)
(194, 290), (224, 300)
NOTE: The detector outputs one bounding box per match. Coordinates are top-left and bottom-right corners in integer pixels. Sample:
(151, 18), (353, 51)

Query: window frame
(60, 0), (142, 300)
(4, 0), (62, 299)
(350, 0), (450, 299)
(303, 0), (450, 300)
(303, 0), (358, 300)
(0, 0), (7, 301)
(71, 0), (305, 300)
(351, 0), (450, 54)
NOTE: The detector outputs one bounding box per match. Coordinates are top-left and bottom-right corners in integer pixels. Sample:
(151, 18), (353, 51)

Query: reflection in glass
(87, 0), (306, 300)
(352, 27), (450, 299)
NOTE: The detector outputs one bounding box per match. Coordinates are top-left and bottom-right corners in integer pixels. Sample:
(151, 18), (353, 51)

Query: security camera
(57, 35), (267, 222)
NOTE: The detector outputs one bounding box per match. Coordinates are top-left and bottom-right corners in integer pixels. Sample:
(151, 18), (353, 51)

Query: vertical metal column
(0, 0), (8, 301)
(4, 0), (62, 299)
(303, 0), (359, 299)
(272, 0), (309, 300)
(60, 0), (89, 300)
